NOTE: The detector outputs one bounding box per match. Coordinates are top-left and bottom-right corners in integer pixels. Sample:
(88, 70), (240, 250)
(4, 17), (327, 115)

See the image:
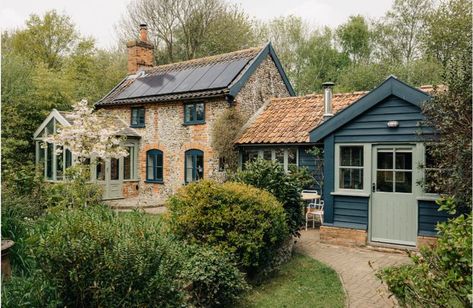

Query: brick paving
(295, 228), (411, 308)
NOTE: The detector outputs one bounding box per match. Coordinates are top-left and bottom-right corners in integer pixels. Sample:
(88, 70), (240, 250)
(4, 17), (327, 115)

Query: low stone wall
(320, 225), (367, 247)
(417, 236), (438, 248)
(122, 181), (140, 198)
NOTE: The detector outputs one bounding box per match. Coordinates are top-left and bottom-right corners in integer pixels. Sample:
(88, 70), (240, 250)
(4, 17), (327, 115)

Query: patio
(295, 228), (411, 308)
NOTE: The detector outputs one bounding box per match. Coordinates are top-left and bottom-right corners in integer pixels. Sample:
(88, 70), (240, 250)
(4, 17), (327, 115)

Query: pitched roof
(96, 43), (295, 107)
(58, 111), (140, 138)
(309, 76), (432, 143)
(236, 91), (367, 144)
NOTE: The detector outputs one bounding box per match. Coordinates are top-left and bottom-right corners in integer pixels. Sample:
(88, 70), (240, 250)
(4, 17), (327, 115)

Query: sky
(0, 0), (393, 49)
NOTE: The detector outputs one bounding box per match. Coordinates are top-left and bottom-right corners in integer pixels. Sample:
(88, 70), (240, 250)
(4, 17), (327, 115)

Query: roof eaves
(309, 76), (431, 142)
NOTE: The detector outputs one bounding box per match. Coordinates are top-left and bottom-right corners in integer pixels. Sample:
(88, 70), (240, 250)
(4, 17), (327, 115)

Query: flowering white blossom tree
(45, 99), (129, 162)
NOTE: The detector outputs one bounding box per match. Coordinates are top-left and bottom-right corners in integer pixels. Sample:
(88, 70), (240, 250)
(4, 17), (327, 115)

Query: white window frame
(334, 144), (370, 194)
(242, 147), (299, 172)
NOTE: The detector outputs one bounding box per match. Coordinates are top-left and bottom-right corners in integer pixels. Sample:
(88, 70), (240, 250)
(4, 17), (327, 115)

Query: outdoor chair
(301, 190), (324, 230)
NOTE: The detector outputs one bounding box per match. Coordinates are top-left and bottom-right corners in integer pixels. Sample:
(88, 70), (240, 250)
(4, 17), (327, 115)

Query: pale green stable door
(371, 146), (417, 246)
(96, 158), (123, 200)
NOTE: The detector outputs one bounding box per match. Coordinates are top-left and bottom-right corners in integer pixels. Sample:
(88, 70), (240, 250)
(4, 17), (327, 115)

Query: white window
(241, 147), (298, 172)
(35, 118), (73, 181)
(334, 144), (370, 193)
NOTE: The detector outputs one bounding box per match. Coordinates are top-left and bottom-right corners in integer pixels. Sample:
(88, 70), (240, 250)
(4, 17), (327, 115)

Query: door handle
(372, 183), (376, 192)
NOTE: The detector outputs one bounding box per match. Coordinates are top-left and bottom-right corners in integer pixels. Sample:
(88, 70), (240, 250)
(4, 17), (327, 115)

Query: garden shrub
(379, 199), (472, 307)
(1, 270), (62, 308)
(29, 206), (184, 307)
(43, 164), (103, 208)
(1, 165), (47, 274)
(180, 245), (249, 307)
(166, 180), (289, 277)
(15, 205), (248, 307)
(232, 159), (314, 236)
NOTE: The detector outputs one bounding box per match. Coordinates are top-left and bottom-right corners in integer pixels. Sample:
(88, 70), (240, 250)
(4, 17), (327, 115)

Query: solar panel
(190, 61), (231, 91)
(115, 78), (147, 100)
(172, 65), (213, 93)
(140, 73), (175, 97)
(115, 57), (252, 100)
(209, 58), (249, 88)
(154, 68), (194, 95)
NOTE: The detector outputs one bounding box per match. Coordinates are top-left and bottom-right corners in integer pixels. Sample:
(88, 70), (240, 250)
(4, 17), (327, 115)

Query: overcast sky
(0, 0), (393, 49)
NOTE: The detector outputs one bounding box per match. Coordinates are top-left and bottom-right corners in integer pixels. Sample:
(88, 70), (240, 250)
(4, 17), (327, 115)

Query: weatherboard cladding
(333, 95), (434, 143)
(332, 196), (369, 230)
(418, 201), (450, 236)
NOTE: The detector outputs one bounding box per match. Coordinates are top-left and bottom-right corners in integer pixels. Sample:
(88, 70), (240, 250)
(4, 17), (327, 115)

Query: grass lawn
(240, 253), (346, 308)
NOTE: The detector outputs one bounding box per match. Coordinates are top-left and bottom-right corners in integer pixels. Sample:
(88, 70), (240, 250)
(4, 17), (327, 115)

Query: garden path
(295, 229), (410, 308)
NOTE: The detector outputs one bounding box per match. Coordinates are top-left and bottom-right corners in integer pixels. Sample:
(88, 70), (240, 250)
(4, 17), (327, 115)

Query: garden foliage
(166, 180), (289, 277)
(2, 206), (248, 308)
(232, 159), (313, 236)
(379, 201), (472, 307)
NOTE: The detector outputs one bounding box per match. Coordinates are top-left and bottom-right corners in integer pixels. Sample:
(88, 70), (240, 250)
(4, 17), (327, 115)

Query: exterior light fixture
(387, 120), (399, 128)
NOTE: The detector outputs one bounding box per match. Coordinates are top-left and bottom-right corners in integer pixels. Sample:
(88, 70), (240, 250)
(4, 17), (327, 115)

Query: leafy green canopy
(1, 10), (126, 178)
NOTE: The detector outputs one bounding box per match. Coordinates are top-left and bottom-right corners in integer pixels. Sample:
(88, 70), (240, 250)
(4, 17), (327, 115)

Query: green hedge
(166, 180), (289, 277)
(3, 206), (248, 308)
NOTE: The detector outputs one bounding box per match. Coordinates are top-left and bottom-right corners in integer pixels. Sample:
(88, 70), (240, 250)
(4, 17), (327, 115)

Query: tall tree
(9, 10), (78, 69)
(117, 0), (256, 64)
(372, 0), (433, 65)
(423, 0), (472, 68)
(336, 15), (371, 64)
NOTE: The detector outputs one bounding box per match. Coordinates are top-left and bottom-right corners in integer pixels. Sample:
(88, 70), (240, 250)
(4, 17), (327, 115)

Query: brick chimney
(126, 24), (154, 74)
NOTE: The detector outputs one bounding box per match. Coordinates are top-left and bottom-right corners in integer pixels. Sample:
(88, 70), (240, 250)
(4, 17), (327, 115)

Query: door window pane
(395, 152), (412, 170)
(395, 171), (412, 193)
(377, 151), (393, 169)
(96, 159), (105, 181)
(124, 147), (132, 180)
(110, 158), (119, 180)
(377, 171), (394, 192)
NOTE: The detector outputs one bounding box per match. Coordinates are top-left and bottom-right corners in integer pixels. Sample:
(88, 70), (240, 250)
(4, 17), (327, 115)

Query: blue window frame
(184, 102), (205, 124)
(185, 149), (204, 183)
(146, 149), (163, 182)
(131, 107), (145, 127)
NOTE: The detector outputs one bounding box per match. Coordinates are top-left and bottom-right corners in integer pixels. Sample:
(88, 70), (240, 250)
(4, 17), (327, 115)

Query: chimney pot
(139, 23), (148, 42)
(322, 82), (335, 120)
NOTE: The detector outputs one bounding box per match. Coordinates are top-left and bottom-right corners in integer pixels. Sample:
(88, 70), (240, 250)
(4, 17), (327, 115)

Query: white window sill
(331, 191), (370, 197)
(416, 195), (440, 201)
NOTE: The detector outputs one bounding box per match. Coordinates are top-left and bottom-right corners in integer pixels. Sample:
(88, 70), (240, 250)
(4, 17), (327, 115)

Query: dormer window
(131, 107), (145, 127)
(184, 102), (205, 124)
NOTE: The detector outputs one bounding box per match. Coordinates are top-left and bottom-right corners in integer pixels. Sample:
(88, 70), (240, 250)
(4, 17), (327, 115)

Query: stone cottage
(34, 24), (295, 204)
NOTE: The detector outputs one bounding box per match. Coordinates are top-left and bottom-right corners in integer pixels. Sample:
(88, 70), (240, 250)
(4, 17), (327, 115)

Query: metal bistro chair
(301, 190), (324, 230)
